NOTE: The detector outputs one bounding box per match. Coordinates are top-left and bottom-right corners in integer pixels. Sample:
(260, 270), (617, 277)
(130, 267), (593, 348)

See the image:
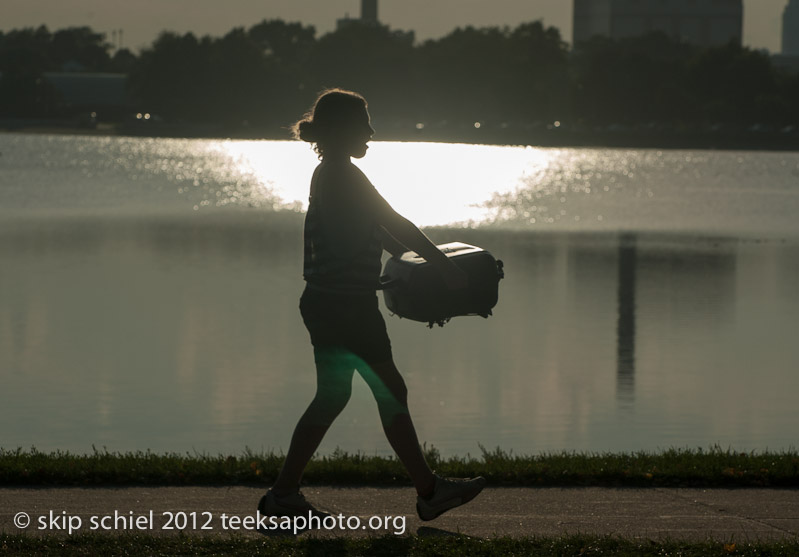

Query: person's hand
(439, 262), (468, 290)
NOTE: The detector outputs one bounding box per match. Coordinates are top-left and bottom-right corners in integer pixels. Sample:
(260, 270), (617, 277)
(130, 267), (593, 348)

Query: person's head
(292, 88), (374, 159)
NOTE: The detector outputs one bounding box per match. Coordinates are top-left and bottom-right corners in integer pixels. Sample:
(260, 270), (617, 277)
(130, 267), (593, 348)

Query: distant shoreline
(3, 121), (798, 151)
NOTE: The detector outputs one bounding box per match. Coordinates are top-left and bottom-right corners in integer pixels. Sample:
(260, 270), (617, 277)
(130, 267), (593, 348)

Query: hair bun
(297, 119), (319, 143)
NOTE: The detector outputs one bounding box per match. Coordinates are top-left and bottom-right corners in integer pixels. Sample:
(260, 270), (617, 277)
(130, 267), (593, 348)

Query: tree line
(1, 20), (797, 135)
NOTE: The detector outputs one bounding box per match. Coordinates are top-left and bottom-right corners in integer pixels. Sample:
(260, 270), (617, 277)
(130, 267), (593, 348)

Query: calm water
(2, 133), (798, 456)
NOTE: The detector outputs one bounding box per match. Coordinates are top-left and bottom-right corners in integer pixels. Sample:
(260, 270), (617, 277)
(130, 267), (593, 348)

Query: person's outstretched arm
(368, 192), (467, 290)
(379, 226), (409, 258)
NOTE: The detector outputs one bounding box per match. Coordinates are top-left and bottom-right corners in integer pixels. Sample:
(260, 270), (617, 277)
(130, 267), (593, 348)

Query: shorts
(299, 284), (393, 367)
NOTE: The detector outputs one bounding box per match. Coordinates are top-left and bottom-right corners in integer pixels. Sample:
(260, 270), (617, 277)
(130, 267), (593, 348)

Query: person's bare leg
(358, 359), (436, 497)
(272, 351), (355, 495)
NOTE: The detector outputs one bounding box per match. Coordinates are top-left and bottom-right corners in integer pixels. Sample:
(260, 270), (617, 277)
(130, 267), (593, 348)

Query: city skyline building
(362, 0), (378, 24)
(573, 0), (743, 47)
(784, 0), (799, 55)
(337, 0), (379, 30)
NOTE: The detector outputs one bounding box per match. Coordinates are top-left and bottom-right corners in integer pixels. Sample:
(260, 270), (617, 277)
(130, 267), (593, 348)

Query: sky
(1, 0), (789, 54)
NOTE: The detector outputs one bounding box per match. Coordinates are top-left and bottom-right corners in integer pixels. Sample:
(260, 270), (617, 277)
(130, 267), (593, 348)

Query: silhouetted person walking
(259, 89), (485, 522)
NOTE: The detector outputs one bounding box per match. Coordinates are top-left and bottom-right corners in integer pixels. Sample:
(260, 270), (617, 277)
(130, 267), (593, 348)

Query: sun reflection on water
(358, 141), (554, 226)
(5, 134), (796, 236)
(214, 140), (556, 227)
(204, 141), (799, 235)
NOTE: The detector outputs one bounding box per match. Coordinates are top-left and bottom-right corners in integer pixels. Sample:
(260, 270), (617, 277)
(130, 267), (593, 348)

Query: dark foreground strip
(2, 534), (799, 557)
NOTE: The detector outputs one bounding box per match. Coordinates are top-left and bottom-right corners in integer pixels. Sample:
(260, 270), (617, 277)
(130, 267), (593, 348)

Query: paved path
(2, 486), (797, 541)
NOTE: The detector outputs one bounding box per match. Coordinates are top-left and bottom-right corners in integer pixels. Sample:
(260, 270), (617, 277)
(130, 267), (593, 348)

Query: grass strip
(2, 533), (799, 557)
(1, 445), (798, 488)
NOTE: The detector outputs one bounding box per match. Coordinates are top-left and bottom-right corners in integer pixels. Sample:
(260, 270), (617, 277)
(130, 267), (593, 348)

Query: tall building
(573, 0), (743, 48)
(337, 0), (379, 30)
(362, 0), (378, 24)
(784, 0), (799, 56)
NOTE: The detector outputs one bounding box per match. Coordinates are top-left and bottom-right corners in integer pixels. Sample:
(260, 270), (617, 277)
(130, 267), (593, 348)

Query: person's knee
(363, 361), (408, 406)
(368, 377), (408, 413)
(303, 387), (351, 426)
(318, 384), (352, 412)
(379, 404), (411, 433)
(374, 383), (409, 425)
(392, 381), (408, 408)
(385, 370), (408, 407)
(302, 403), (343, 428)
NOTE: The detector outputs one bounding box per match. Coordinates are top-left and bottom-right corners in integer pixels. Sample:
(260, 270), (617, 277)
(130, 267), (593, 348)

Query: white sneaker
(258, 489), (327, 518)
(416, 475), (487, 521)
